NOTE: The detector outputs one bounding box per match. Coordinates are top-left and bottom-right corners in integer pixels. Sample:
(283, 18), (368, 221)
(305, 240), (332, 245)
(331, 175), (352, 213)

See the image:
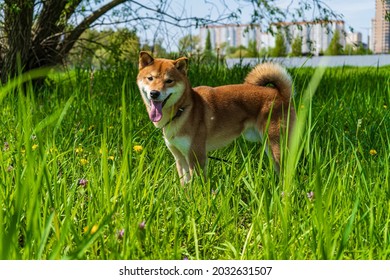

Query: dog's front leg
(166, 144), (191, 185)
(188, 160), (207, 182)
(188, 145), (207, 182)
(175, 156), (191, 185)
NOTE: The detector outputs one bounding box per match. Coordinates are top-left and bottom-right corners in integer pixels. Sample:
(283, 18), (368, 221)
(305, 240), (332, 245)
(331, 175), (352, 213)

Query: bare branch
(33, 0), (71, 44)
(59, 0), (127, 56)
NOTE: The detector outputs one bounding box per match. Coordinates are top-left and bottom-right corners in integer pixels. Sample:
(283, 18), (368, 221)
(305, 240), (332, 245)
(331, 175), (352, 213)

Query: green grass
(0, 63), (389, 260)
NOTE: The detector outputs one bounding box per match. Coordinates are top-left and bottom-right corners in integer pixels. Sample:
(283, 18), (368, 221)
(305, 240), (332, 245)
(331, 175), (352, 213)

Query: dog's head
(137, 52), (188, 124)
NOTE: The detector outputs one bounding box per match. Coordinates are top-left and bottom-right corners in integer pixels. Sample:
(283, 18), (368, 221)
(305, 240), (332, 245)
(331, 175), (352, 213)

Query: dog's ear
(139, 51), (154, 69)
(174, 57), (188, 75)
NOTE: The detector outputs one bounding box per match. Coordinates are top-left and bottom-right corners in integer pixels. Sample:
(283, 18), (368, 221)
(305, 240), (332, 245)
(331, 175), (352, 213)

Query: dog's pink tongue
(149, 101), (163, 122)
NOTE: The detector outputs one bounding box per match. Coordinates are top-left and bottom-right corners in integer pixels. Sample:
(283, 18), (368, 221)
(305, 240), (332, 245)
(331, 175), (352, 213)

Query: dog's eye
(165, 79), (173, 84)
(147, 76), (153, 81)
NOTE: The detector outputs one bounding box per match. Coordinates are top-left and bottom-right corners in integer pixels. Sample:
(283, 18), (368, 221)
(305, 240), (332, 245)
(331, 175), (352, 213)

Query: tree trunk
(1, 0), (34, 82)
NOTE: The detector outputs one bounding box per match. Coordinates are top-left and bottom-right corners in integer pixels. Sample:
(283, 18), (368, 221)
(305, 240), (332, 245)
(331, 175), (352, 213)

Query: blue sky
(137, 0), (375, 51)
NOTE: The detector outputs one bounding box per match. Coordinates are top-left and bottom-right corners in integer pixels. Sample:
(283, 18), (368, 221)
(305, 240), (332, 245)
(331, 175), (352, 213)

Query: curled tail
(244, 62), (293, 100)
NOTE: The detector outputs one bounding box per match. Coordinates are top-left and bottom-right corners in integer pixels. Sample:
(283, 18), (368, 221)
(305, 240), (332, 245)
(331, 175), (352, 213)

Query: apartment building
(272, 20), (346, 55)
(346, 32), (363, 46)
(372, 0), (390, 53)
(199, 24), (274, 53)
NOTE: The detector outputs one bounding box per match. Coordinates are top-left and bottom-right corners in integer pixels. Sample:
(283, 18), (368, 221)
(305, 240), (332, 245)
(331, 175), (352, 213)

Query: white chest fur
(165, 135), (191, 157)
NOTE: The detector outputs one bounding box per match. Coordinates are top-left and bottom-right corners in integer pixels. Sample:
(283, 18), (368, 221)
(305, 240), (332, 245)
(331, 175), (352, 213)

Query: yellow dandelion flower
(133, 145), (143, 152)
(84, 224), (98, 234)
(369, 149), (377, 156)
(75, 146), (83, 153)
(80, 158), (89, 165)
(108, 155), (115, 161)
(90, 224), (98, 234)
(32, 144), (38, 151)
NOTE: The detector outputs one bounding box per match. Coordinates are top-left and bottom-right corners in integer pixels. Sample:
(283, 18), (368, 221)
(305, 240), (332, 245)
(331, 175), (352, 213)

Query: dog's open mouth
(149, 100), (163, 122)
(149, 94), (172, 122)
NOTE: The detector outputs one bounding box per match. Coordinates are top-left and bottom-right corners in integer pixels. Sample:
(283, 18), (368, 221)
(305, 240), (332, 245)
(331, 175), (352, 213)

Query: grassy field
(0, 62), (389, 260)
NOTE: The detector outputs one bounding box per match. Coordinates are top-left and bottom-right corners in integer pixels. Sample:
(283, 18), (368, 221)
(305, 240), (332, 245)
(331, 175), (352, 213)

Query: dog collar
(161, 107), (185, 129)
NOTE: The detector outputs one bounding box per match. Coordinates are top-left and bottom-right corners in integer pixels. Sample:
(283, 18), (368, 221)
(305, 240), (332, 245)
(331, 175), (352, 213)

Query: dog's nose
(150, 90), (160, 99)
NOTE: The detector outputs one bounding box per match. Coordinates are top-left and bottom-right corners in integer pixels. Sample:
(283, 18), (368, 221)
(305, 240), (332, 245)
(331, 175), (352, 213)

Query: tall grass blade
(336, 196), (360, 259)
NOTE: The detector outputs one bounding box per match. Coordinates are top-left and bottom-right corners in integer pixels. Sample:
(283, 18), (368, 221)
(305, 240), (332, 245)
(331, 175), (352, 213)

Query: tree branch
(59, 0), (127, 56)
(32, 0), (71, 45)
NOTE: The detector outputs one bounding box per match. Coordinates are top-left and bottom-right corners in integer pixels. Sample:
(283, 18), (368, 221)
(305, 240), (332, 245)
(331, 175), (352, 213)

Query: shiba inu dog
(137, 51), (295, 185)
